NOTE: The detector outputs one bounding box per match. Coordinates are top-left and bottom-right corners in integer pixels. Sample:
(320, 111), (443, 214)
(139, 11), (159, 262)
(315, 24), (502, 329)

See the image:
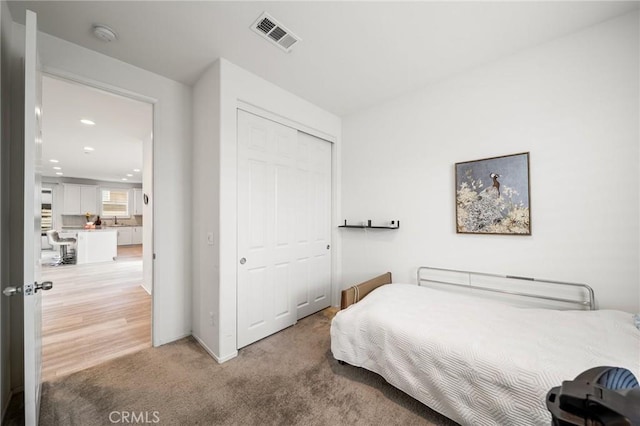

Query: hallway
(40, 245), (151, 381)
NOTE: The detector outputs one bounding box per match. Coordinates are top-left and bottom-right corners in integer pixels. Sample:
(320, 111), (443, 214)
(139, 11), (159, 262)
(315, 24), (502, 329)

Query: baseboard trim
(192, 335), (237, 364)
(216, 350), (238, 364)
(153, 332), (191, 347)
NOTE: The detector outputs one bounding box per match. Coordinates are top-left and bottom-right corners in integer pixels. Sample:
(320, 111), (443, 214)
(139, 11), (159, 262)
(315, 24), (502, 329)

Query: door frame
(40, 66), (158, 344)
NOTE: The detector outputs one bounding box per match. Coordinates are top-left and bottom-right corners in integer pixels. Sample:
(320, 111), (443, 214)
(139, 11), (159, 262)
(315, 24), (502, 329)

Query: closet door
(237, 111), (332, 348)
(237, 110), (298, 348)
(294, 132), (332, 319)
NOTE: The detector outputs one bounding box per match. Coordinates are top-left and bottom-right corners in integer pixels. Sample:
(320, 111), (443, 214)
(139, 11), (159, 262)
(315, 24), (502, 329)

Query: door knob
(239, 258), (246, 265)
(2, 286), (21, 297)
(4, 282), (53, 297)
(35, 281), (53, 292)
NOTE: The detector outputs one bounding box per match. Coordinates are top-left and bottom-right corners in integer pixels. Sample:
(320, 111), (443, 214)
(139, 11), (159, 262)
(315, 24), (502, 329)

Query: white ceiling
(20, 1), (638, 183)
(8, 1), (638, 117)
(41, 76), (151, 183)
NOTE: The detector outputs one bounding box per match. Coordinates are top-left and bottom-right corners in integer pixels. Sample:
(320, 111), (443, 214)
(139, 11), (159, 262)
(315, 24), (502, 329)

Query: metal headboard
(417, 266), (596, 310)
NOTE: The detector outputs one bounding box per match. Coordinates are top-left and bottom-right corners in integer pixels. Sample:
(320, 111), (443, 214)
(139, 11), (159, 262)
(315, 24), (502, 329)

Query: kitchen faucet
(114, 216), (118, 225)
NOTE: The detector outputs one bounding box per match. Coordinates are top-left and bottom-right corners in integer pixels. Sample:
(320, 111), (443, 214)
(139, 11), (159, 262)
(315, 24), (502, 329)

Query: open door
(0, 10), (45, 425)
(22, 10), (47, 425)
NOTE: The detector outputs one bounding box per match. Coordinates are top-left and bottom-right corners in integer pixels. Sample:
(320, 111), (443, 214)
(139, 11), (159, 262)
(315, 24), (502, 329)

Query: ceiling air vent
(251, 12), (301, 53)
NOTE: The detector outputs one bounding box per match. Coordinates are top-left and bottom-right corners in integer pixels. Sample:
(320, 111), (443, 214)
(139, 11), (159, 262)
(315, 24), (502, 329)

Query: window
(101, 189), (130, 217)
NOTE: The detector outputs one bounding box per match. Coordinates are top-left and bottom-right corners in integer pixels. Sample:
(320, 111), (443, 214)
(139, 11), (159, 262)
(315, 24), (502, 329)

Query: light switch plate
(207, 232), (214, 246)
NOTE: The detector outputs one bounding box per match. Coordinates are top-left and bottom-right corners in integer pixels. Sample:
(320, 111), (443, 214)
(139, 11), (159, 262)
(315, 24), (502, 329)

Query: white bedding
(330, 284), (640, 426)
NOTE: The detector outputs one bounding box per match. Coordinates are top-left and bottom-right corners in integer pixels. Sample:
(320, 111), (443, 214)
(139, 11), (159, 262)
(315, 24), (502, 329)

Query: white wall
(192, 58), (341, 362)
(142, 122), (153, 296)
(35, 30), (193, 345)
(191, 61), (221, 358)
(341, 11), (639, 313)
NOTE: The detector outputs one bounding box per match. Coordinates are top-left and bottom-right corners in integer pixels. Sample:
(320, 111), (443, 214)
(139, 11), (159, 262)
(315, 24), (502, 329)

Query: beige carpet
(40, 310), (457, 425)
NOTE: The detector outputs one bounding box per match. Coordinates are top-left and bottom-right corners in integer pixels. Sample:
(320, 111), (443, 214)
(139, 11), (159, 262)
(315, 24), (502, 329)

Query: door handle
(8, 281), (53, 297)
(35, 281), (53, 292)
(2, 286), (21, 297)
(239, 257), (246, 265)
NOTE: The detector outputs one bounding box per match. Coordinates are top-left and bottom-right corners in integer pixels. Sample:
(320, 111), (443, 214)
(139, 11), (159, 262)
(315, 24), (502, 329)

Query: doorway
(39, 75), (153, 380)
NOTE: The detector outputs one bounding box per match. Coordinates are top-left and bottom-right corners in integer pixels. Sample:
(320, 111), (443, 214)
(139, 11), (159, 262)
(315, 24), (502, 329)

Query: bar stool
(46, 230), (76, 265)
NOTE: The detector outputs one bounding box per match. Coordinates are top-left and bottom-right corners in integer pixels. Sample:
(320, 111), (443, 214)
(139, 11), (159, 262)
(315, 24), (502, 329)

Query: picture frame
(455, 152), (531, 235)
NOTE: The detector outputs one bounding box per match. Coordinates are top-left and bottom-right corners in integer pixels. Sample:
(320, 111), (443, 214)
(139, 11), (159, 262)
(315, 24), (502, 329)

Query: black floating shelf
(339, 220), (400, 229)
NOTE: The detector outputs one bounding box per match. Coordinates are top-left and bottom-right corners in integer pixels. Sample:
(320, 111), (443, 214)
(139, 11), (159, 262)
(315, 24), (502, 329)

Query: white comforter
(330, 284), (640, 426)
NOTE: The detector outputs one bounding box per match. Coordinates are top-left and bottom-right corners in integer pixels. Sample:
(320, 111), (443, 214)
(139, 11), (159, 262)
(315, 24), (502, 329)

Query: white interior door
(237, 111), (332, 348)
(23, 10), (44, 426)
(294, 132), (332, 319)
(237, 110), (298, 348)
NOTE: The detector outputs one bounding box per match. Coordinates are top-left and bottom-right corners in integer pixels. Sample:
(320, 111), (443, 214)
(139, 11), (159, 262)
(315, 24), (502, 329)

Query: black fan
(547, 366), (640, 425)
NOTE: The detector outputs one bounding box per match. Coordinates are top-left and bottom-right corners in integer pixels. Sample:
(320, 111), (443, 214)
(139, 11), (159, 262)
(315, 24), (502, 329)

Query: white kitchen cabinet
(133, 188), (144, 216)
(131, 226), (143, 244)
(116, 227), (133, 245)
(80, 185), (98, 215)
(62, 184), (98, 215)
(62, 185), (81, 214)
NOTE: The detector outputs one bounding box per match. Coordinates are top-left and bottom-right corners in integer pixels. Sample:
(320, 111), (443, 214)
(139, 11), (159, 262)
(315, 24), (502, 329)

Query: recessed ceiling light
(53, 166), (61, 170)
(49, 159), (59, 163)
(133, 169), (141, 172)
(122, 178), (128, 181)
(126, 174), (133, 177)
(55, 172), (63, 176)
(80, 119), (95, 126)
(83, 146), (95, 152)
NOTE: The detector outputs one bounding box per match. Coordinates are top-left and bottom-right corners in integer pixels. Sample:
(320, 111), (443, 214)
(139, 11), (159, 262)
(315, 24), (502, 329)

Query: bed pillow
(634, 314), (640, 330)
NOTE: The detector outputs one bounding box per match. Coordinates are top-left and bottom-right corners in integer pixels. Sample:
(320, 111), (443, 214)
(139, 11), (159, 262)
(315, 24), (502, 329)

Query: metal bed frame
(417, 266), (596, 310)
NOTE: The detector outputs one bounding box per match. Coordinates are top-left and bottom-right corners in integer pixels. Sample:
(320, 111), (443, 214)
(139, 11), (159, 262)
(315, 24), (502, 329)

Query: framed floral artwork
(455, 152), (531, 235)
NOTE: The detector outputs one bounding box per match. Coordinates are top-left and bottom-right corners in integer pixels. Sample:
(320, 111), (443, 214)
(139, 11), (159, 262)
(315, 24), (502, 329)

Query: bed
(330, 267), (640, 425)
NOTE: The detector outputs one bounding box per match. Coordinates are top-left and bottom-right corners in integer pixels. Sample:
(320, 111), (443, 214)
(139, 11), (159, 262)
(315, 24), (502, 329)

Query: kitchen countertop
(61, 225), (140, 229)
(60, 227), (117, 232)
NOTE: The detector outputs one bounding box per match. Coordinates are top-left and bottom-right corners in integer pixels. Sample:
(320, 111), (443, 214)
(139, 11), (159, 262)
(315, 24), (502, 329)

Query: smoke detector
(92, 24), (117, 42)
(251, 12), (301, 53)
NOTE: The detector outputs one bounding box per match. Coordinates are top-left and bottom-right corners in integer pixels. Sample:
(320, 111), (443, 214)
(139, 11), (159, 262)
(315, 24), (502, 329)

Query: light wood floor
(40, 244), (151, 381)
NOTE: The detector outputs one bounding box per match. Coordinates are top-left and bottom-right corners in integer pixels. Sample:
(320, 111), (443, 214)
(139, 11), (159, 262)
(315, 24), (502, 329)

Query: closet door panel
(237, 111), (297, 348)
(295, 132), (332, 319)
